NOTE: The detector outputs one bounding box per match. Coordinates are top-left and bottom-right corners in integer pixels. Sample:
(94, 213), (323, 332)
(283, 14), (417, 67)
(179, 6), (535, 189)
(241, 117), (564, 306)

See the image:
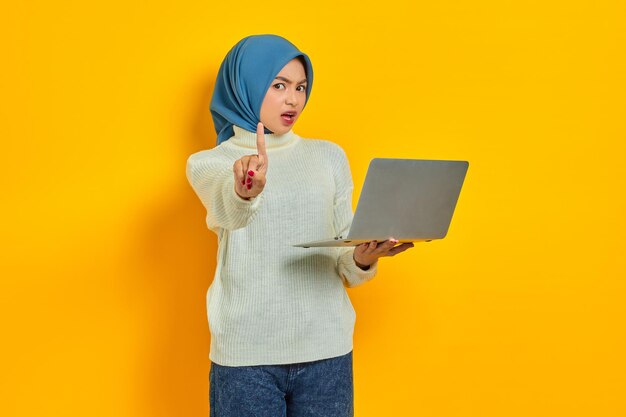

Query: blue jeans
(209, 351), (354, 417)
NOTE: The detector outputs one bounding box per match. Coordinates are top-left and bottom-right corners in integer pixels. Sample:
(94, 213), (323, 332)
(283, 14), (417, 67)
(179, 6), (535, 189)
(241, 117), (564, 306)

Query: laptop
(292, 158), (469, 248)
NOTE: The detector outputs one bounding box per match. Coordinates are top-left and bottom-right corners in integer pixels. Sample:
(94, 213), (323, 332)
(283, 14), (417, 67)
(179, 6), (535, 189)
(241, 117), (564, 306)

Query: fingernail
(246, 184), (252, 190)
(246, 177), (252, 184)
(248, 170), (255, 177)
(241, 180), (245, 185)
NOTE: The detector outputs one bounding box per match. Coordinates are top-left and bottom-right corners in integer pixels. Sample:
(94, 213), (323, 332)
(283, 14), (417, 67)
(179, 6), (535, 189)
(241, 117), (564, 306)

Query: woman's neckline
(225, 125), (300, 150)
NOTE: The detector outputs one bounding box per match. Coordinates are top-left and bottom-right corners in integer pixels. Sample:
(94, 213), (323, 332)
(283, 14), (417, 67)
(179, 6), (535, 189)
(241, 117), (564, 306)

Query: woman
(186, 34), (414, 417)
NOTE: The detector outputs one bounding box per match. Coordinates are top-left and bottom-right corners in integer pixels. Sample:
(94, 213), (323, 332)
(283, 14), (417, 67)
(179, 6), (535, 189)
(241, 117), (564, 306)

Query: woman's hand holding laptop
(353, 237), (415, 269)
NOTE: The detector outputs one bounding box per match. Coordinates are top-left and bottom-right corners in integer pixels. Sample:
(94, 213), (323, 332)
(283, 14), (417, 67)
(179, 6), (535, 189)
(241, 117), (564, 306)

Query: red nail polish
(247, 177), (252, 184)
(246, 184), (252, 190)
(242, 180), (245, 185)
(248, 170), (255, 177)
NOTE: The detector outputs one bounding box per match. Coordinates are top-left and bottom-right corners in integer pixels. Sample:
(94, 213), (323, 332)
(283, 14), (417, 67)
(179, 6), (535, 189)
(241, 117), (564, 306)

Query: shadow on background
(127, 74), (219, 416)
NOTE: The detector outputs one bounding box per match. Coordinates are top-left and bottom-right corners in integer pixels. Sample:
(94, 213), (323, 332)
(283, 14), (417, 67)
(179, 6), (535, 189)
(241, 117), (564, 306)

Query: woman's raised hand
(234, 122), (268, 200)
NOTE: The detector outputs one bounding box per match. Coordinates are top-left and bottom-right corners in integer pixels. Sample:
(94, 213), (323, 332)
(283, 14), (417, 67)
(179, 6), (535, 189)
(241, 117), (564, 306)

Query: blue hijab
(210, 34), (314, 145)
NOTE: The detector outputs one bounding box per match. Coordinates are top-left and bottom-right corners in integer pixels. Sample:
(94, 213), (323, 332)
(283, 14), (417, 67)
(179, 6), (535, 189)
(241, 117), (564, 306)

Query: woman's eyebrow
(274, 76), (307, 84)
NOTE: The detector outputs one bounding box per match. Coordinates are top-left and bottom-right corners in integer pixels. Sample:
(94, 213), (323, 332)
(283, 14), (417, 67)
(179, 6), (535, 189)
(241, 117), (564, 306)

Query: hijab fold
(210, 34), (314, 145)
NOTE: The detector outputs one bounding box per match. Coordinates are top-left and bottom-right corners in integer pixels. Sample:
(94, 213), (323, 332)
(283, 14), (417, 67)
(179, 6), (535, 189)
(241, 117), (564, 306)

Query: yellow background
(1, 1), (624, 416)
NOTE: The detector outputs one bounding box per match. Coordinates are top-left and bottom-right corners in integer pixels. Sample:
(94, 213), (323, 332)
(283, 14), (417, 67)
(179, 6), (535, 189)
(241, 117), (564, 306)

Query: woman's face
(260, 58), (308, 135)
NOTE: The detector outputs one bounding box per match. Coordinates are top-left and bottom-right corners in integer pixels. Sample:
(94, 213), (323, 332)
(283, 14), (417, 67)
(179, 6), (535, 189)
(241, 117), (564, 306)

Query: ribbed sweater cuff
(338, 248), (378, 288)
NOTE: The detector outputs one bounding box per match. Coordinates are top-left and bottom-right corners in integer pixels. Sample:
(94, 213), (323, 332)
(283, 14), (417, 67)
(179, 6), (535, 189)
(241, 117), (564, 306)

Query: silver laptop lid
(347, 158), (469, 240)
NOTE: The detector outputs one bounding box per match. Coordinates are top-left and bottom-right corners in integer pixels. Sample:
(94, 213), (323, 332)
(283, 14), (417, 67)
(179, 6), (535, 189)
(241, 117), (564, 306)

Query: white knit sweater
(186, 125), (379, 366)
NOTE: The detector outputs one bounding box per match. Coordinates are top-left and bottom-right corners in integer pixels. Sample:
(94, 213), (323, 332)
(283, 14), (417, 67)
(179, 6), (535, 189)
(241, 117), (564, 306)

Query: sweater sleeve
(186, 151), (264, 232)
(331, 144), (379, 288)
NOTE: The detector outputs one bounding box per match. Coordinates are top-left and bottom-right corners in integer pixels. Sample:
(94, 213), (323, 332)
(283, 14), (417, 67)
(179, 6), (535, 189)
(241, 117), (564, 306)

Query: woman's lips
(281, 113), (295, 125)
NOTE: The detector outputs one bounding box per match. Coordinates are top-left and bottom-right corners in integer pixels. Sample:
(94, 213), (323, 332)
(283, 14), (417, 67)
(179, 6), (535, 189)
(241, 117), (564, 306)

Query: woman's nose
(285, 89), (298, 106)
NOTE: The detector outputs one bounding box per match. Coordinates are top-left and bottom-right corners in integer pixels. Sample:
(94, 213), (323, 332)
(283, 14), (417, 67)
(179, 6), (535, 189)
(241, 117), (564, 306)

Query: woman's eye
(297, 85), (307, 92)
(273, 83), (285, 90)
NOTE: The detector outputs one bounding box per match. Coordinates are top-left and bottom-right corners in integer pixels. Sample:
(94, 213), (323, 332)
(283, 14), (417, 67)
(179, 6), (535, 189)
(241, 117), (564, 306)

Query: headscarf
(210, 34), (314, 145)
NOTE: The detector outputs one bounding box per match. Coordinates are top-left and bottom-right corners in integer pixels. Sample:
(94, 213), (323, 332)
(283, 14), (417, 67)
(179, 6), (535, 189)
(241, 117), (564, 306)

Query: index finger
(256, 122), (268, 169)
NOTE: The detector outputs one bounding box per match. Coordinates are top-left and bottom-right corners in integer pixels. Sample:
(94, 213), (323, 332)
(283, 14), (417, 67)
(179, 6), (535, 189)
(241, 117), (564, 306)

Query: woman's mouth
(281, 112), (296, 125)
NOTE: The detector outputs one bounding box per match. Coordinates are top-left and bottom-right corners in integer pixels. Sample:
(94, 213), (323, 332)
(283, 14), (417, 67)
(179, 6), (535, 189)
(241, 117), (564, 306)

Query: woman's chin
(266, 125), (291, 135)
